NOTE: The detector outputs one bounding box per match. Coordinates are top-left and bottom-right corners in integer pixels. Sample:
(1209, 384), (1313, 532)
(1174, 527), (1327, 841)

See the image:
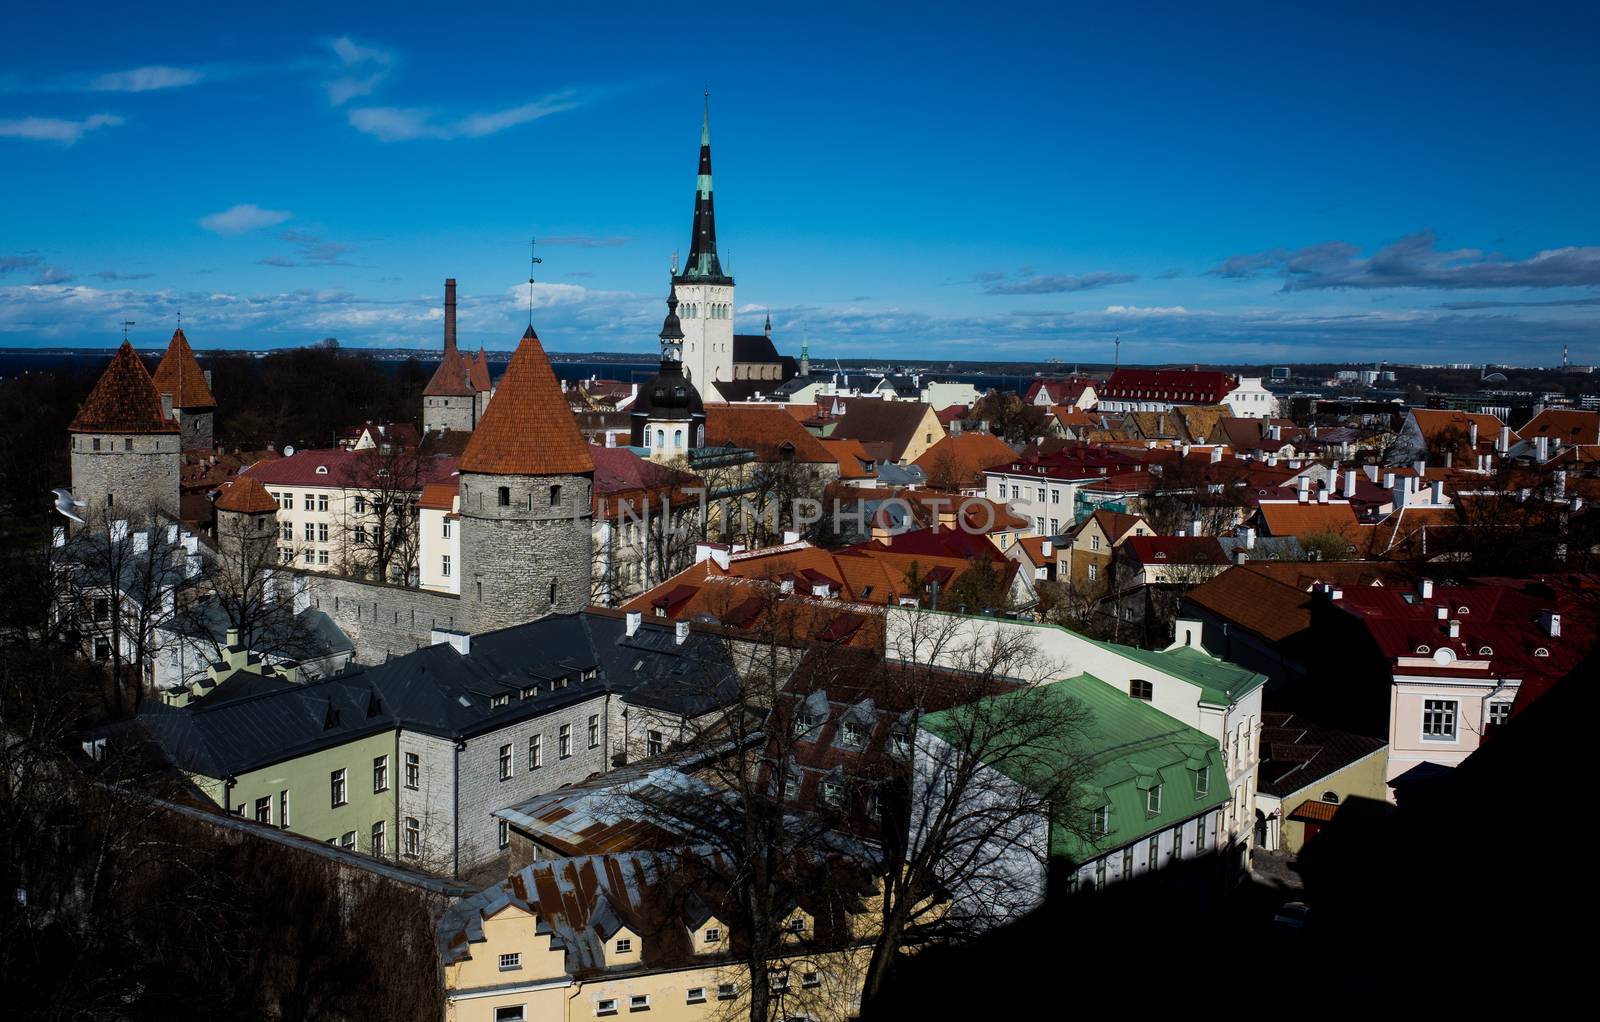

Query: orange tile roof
(1258, 500), (1361, 539)
(819, 437), (876, 479)
(419, 481), (458, 511)
(459, 326), (595, 476)
(69, 341), (179, 434)
(1519, 409), (1600, 445)
(150, 328), (216, 410)
(913, 432), (1016, 490)
(424, 339), (475, 397)
(469, 347), (492, 392)
(705, 405), (834, 462)
(214, 474), (279, 513)
(1410, 408), (1510, 444)
(1185, 560), (1408, 642)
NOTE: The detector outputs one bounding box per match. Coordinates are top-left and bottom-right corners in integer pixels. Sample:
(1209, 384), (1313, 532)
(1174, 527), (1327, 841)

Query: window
(1195, 764), (1210, 796)
(549, 484), (561, 507)
(559, 724), (572, 758)
(595, 1000), (617, 1017)
(841, 721), (867, 748)
(339, 831), (356, 851)
(496, 1009), (526, 1022)
(254, 796), (271, 824)
(92, 438), (101, 451)
(787, 915), (806, 934)
(1320, 791), (1341, 805)
(498, 819), (510, 849)
(371, 820), (385, 857)
(499, 743), (513, 780)
(442, 519), (451, 539)
(498, 952), (521, 972)
(1092, 804), (1110, 833)
(353, 495), (365, 514)
(373, 755), (388, 792)
(497, 486), (511, 507)
(1422, 699), (1458, 740)
(404, 817), (420, 857)
(1488, 702), (1512, 727)
(1130, 679), (1153, 701)
(304, 494), (314, 511)
(1088, 563), (1098, 582)
(588, 714), (600, 748)
(647, 730), (663, 757)
(303, 523), (315, 541)
(317, 494), (328, 512)
(317, 549), (329, 565)
(1196, 815), (1210, 851)
(704, 926), (721, 944)
(1122, 845), (1134, 878)
(628, 995), (649, 1012)
(92, 637), (111, 661)
(802, 972), (821, 989)
(330, 768), (347, 807)
(281, 522), (292, 541)
(316, 522), (328, 542)
(404, 752), (419, 789)
(529, 734), (542, 768)
(1147, 835), (1160, 870)
(355, 525), (368, 544)
(614, 938), (632, 954)
(1171, 827), (1182, 859)
(1051, 488), (1061, 503)
(1091, 534), (1101, 552)
(821, 780), (843, 807)
(441, 554), (451, 577)
(686, 987), (707, 1004)
(1095, 858), (1107, 890)
(1146, 783), (1163, 815)
(717, 983), (738, 1001)
(279, 789), (290, 828)
(783, 773), (798, 799)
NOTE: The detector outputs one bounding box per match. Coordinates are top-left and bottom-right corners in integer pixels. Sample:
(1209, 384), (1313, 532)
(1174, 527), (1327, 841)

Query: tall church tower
(456, 324), (595, 632)
(673, 96), (734, 402)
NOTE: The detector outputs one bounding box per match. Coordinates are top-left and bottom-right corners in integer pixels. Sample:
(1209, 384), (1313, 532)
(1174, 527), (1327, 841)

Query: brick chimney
(444, 277), (458, 353)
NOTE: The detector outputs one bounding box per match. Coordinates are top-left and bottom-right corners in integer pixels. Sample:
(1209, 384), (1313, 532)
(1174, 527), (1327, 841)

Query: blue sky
(2, 1), (1597, 364)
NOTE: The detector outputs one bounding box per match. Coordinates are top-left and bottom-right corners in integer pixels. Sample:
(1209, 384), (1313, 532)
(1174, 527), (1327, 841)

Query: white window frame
(1421, 698), (1459, 742)
(498, 952), (521, 972)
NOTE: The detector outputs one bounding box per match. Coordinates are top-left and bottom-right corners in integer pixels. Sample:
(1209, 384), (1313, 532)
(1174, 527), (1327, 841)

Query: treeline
(0, 342), (435, 525)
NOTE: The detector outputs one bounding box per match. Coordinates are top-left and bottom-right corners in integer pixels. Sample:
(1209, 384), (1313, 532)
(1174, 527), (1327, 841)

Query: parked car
(1273, 901), (1312, 932)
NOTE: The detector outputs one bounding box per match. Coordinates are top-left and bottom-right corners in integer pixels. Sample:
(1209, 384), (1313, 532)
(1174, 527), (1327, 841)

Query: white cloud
(348, 90), (579, 141)
(324, 36), (393, 106)
(89, 66), (204, 93)
(1104, 304), (1190, 315)
(0, 113), (123, 143)
(199, 203), (291, 235)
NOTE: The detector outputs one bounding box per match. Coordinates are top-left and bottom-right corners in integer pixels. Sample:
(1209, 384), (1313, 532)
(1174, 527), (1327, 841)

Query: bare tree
(339, 445), (425, 584)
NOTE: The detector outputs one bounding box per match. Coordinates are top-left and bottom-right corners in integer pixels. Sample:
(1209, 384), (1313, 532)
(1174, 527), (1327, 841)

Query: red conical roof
(469, 347), (492, 392)
(70, 341), (179, 434)
(459, 326), (594, 476)
(424, 345), (476, 397)
(215, 474), (279, 513)
(151, 327), (216, 410)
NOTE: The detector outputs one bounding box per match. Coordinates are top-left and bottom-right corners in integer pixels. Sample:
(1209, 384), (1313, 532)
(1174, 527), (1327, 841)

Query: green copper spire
(678, 92), (730, 284)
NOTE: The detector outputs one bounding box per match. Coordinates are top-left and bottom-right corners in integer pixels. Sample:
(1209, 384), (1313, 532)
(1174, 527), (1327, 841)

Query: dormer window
(315, 465), (328, 475)
(704, 926), (721, 944)
(614, 938), (632, 954)
(841, 722), (867, 748)
(1145, 783), (1163, 815)
(1092, 804), (1110, 833)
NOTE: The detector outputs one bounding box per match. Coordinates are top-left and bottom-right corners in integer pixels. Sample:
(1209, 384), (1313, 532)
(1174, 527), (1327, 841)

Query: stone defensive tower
(213, 473), (279, 567)
(423, 278), (480, 433)
(151, 327), (217, 451)
(457, 324), (595, 632)
(68, 340), (181, 526)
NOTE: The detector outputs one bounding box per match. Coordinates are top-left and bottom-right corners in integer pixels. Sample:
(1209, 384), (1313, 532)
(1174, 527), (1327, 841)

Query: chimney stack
(1344, 469), (1358, 497)
(1497, 426), (1511, 453)
(1540, 611), (1561, 638)
(444, 278), (458, 353)
(626, 611), (642, 637)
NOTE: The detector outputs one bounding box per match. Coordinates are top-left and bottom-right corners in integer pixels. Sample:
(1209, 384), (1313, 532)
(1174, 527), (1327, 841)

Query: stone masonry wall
(423, 396), (475, 434)
(458, 471), (594, 632)
(178, 409), (213, 452)
(69, 432), (180, 525)
(308, 574), (462, 664)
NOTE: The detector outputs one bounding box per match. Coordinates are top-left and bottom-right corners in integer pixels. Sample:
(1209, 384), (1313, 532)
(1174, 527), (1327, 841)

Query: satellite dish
(283, 445), (296, 458)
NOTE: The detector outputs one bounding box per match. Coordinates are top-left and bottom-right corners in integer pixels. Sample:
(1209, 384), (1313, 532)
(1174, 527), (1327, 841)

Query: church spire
(678, 92), (730, 284)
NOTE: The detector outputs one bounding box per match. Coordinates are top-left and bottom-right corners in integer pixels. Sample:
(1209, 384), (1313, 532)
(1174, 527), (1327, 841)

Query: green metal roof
(920, 674), (1229, 863)
(1093, 640), (1265, 706)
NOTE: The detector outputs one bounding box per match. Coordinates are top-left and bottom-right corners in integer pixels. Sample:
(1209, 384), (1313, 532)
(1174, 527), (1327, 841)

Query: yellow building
(441, 851), (875, 1022)
(1254, 711), (1388, 854)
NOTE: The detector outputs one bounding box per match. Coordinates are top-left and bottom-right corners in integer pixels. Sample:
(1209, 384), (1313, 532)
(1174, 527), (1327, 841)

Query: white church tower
(672, 96), (735, 402)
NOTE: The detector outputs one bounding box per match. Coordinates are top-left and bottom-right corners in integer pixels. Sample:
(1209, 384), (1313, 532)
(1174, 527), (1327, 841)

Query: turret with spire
(632, 279), (705, 460)
(671, 95), (736, 398)
(676, 94), (732, 286)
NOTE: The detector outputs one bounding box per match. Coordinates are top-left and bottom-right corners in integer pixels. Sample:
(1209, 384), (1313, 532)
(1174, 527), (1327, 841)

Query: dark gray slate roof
(732, 333), (782, 365)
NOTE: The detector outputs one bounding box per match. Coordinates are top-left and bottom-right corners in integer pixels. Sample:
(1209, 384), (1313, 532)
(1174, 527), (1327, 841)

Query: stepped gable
(150, 327), (216, 410)
(214, 474), (279, 514)
(459, 326), (594, 476)
(70, 341), (179, 434)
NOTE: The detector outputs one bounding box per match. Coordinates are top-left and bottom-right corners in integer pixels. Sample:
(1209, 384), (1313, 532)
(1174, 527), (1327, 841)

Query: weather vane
(122, 320), (135, 343)
(528, 237), (542, 327)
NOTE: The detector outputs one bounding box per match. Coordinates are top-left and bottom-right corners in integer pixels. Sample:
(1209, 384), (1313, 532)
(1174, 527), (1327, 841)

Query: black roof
(1257, 711), (1388, 797)
(733, 333), (782, 365)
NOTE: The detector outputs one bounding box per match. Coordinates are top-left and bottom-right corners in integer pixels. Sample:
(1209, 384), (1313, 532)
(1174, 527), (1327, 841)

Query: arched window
(1321, 791), (1340, 804)
(674, 430), (683, 449)
(497, 486), (510, 507)
(656, 429), (665, 448)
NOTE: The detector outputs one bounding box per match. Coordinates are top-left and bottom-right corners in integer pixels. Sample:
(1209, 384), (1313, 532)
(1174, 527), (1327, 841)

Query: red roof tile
(214, 474), (279, 513)
(69, 341), (179, 434)
(459, 326), (595, 477)
(150, 328), (216, 410)
(469, 347), (492, 392)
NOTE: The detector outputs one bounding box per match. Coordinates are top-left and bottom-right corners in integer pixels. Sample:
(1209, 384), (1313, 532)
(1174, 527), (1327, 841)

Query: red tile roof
(242, 447), (459, 488)
(423, 336), (475, 397)
(214, 474), (279, 513)
(459, 326), (595, 477)
(705, 405), (834, 462)
(69, 341), (179, 434)
(914, 432), (1016, 490)
(469, 347), (492, 392)
(1519, 409), (1600, 446)
(150, 328), (216, 410)
(1098, 369), (1236, 405)
(1123, 535), (1228, 565)
(419, 481), (458, 511)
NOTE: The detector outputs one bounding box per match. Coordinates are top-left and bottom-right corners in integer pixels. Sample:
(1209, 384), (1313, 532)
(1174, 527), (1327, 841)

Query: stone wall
(308, 574), (462, 664)
(178, 409), (213, 452)
(457, 471), (594, 632)
(423, 396), (475, 434)
(69, 431), (180, 524)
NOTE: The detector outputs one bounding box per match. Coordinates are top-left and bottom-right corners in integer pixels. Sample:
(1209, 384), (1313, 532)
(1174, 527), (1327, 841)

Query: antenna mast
(528, 237), (542, 327)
